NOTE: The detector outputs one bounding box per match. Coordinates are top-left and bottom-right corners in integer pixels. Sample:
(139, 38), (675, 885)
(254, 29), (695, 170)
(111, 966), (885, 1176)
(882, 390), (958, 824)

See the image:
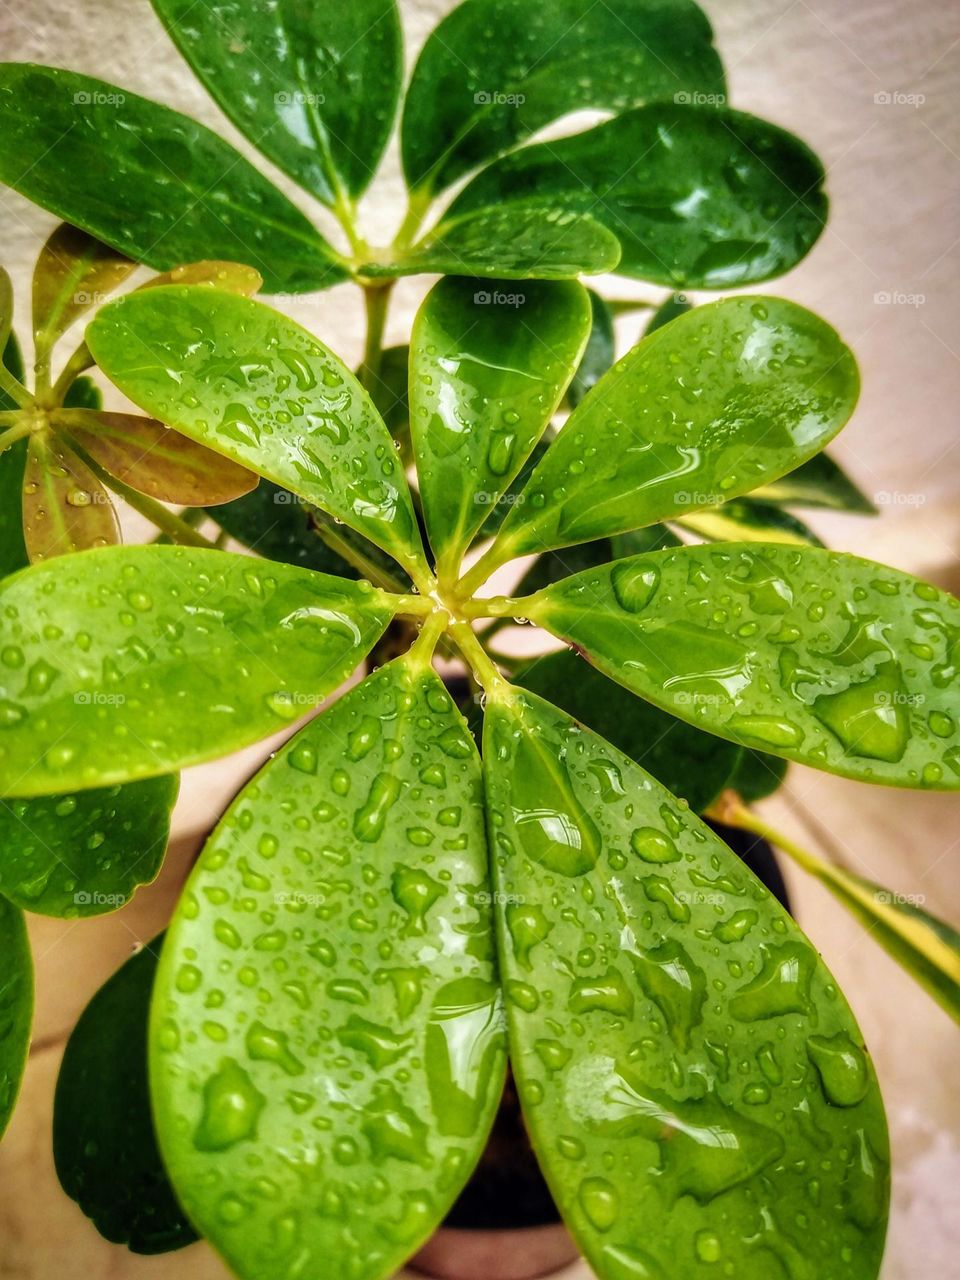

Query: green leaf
(0, 775), (178, 917)
(32, 223), (135, 356)
(361, 205), (621, 281)
(526, 543), (960, 788)
(0, 267), (12, 354)
(0, 546), (393, 797)
(643, 291), (692, 335)
(483, 688), (890, 1279)
(151, 657), (505, 1280)
(368, 345), (412, 463)
(138, 260), (263, 296)
(0, 64), (346, 294)
(0, 897), (32, 1139)
(514, 650), (739, 811)
(488, 297), (859, 561)
(410, 277), (590, 575)
(0, 336), (29, 577)
(675, 497), (825, 548)
(208, 479), (357, 576)
(753, 452), (877, 514)
(402, 0), (724, 193)
(54, 937), (199, 1252)
(60, 410), (259, 506)
(22, 434), (120, 563)
(727, 749), (788, 803)
(62, 374), (103, 410)
(567, 291), (614, 409)
(151, 0), (401, 205)
(452, 105), (827, 288)
(87, 287), (428, 579)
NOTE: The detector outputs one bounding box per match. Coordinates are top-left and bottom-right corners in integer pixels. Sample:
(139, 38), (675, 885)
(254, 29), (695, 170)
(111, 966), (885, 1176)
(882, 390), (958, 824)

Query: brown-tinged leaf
(23, 434), (119, 562)
(33, 224), (135, 351)
(138, 261), (262, 296)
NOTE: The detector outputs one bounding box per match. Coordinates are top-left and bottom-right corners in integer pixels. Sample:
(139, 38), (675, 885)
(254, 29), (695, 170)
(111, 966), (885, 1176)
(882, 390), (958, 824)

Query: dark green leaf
(402, 0), (724, 193)
(0, 897), (32, 1139)
(644, 291), (692, 335)
(151, 657), (505, 1280)
(208, 479), (357, 576)
(151, 0), (401, 204)
(62, 375), (102, 410)
(410, 276), (590, 576)
(514, 650), (739, 810)
(753, 452), (877, 514)
(22, 434), (120, 563)
(0, 335), (29, 577)
(88, 287), (428, 579)
(527, 544), (960, 789)
(567, 291), (614, 409)
(727, 749), (788, 802)
(487, 297), (859, 561)
(32, 223), (135, 356)
(0, 267), (12, 354)
(368, 345), (412, 463)
(0, 775), (178, 917)
(675, 497), (825, 547)
(0, 64), (346, 294)
(0, 546), (394, 797)
(361, 205), (621, 281)
(54, 937), (199, 1252)
(483, 688), (890, 1280)
(452, 105), (827, 287)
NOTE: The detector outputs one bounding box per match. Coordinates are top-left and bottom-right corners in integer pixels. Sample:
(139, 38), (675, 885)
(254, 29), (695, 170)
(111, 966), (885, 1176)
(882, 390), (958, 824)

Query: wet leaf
(526, 543), (960, 788)
(483, 688), (890, 1280)
(644, 291), (692, 335)
(208, 480), (357, 577)
(139, 261), (262, 295)
(0, 775), (178, 917)
(0, 335), (28, 577)
(54, 937), (199, 1252)
(368, 345), (412, 463)
(61, 411), (259, 506)
(514, 650), (740, 811)
(22, 434), (120, 563)
(0, 897), (32, 1139)
(567, 291), (615, 409)
(150, 0), (401, 204)
(32, 223), (135, 355)
(675, 498), (824, 548)
(410, 277), (590, 575)
(402, 0), (724, 193)
(0, 65), (346, 294)
(452, 105), (826, 287)
(488, 297), (859, 561)
(0, 546), (394, 797)
(361, 205), (621, 281)
(151, 657), (505, 1280)
(87, 287), (428, 579)
(753, 452), (877, 514)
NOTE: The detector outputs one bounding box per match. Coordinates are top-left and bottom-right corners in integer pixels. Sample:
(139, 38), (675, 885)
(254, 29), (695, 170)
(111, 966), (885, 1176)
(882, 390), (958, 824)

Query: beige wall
(0, 2), (957, 1278)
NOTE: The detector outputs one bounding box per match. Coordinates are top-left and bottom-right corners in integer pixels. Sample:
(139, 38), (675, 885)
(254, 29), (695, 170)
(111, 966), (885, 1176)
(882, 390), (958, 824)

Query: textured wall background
(0, 2), (957, 1278)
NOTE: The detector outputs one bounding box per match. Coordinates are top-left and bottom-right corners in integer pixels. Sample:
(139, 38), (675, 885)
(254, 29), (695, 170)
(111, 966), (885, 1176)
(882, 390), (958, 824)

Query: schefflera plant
(4, 276), (960, 1280)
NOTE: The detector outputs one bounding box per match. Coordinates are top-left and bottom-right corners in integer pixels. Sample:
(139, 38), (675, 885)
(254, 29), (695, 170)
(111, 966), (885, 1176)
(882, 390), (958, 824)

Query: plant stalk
(358, 281), (395, 392)
(0, 363), (31, 408)
(0, 420), (32, 453)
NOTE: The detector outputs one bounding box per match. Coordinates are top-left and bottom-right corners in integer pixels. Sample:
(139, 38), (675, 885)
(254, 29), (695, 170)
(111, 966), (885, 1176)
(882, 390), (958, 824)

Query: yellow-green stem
(0, 363), (30, 408)
(448, 621), (509, 697)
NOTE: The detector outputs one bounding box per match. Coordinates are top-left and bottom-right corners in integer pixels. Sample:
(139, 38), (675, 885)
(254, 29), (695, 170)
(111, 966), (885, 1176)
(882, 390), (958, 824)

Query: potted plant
(0, 2), (956, 1279)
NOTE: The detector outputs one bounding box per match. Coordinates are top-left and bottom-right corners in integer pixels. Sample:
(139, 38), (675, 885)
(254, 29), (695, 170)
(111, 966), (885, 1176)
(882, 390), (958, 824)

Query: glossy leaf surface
(491, 297), (859, 559)
(402, 0), (724, 193)
(0, 335), (28, 577)
(62, 411), (259, 506)
(483, 689), (889, 1279)
(753, 453), (876, 514)
(0, 546), (393, 797)
(0, 65), (345, 294)
(22, 434), (119, 563)
(151, 0), (401, 204)
(410, 277), (590, 573)
(453, 106), (827, 288)
(527, 544), (960, 788)
(139, 260), (262, 295)
(514, 650), (739, 811)
(87, 287), (427, 578)
(362, 206), (621, 281)
(568, 291), (615, 409)
(369, 345), (412, 463)
(32, 224), (135, 354)
(676, 498), (824, 548)
(151, 658), (505, 1280)
(209, 479), (356, 577)
(54, 937), (198, 1252)
(0, 775), (178, 917)
(0, 897), (32, 1139)
(0, 267), (11, 354)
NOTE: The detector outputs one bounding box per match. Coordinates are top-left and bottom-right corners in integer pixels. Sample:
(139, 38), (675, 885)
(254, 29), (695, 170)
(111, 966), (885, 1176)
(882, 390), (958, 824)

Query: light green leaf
(526, 544), (960, 788)
(452, 105), (827, 287)
(0, 897), (32, 1139)
(361, 205), (621, 281)
(567, 291), (615, 409)
(22, 434), (120, 563)
(138, 260), (263, 295)
(0, 546), (393, 797)
(483, 688), (889, 1279)
(753, 452), (877, 514)
(487, 297), (859, 562)
(402, 0), (724, 193)
(0, 775), (179, 917)
(87, 287), (428, 580)
(54, 936), (199, 1252)
(32, 223), (135, 356)
(150, 0), (402, 205)
(410, 276), (590, 576)
(675, 497), (825, 548)
(151, 657), (505, 1280)
(0, 64), (346, 294)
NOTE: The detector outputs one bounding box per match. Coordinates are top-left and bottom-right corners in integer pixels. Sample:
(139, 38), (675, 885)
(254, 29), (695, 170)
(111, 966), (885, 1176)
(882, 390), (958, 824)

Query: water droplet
(806, 1032), (869, 1106)
(194, 1058), (265, 1152)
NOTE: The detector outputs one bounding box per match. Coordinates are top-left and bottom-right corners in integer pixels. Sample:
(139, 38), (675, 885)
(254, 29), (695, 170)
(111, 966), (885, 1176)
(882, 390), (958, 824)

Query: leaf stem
(394, 188), (434, 254)
(0, 419), (32, 454)
(706, 793), (823, 878)
(382, 592), (434, 618)
(50, 343), (94, 406)
(0, 362), (31, 409)
(461, 593), (521, 620)
(358, 281), (395, 391)
(309, 514), (408, 593)
(448, 621), (509, 697)
(406, 610), (447, 669)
